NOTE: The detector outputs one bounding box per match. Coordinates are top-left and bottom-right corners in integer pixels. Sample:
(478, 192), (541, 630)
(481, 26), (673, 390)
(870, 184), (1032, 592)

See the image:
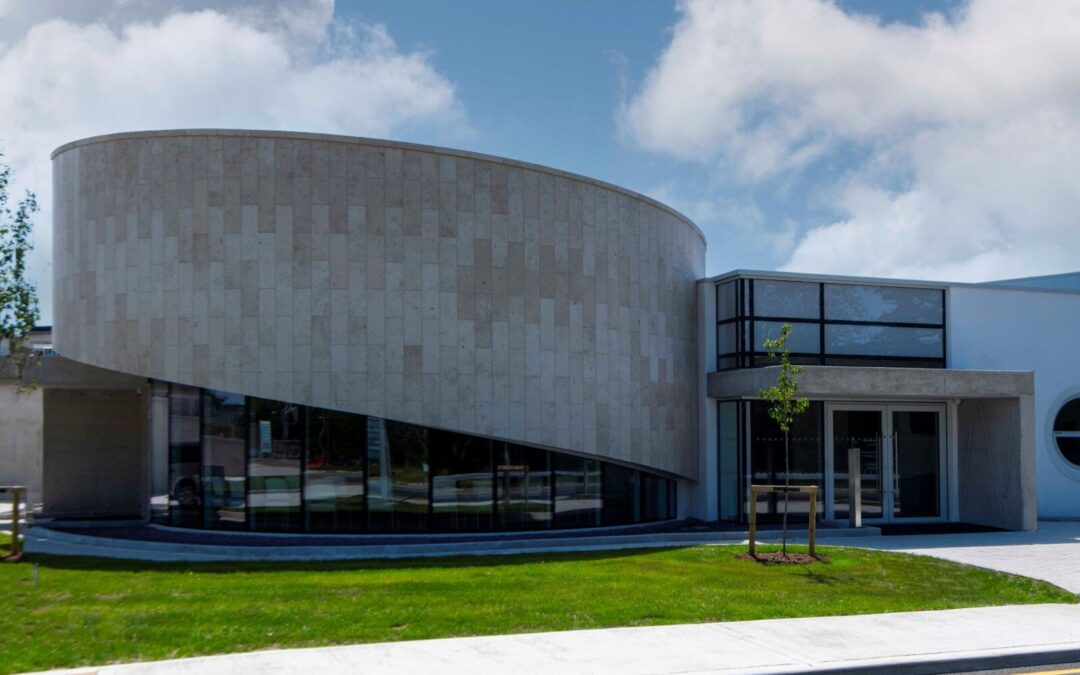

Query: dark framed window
(1053, 398), (1080, 468)
(367, 418), (430, 532)
(495, 443), (552, 530)
(717, 277), (946, 370)
(554, 455), (601, 528)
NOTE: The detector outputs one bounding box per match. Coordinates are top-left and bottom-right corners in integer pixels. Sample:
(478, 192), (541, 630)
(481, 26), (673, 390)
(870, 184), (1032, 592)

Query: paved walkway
(815, 521), (1080, 593)
(30, 604), (1080, 675)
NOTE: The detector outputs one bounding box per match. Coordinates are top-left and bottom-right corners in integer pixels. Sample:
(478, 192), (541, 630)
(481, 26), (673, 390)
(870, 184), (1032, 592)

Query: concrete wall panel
(41, 388), (147, 518)
(52, 131), (705, 479)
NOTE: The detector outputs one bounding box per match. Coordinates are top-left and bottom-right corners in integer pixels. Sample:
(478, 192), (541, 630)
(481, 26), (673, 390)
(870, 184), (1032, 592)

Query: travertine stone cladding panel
(52, 131), (705, 478)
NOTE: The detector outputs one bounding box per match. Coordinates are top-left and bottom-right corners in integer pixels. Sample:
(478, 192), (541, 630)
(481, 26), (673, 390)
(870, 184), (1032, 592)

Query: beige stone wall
(53, 130), (705, 478)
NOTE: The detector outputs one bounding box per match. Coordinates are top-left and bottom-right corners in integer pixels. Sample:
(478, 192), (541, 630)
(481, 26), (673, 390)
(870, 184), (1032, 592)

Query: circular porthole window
(1053, 398), (1080, 468)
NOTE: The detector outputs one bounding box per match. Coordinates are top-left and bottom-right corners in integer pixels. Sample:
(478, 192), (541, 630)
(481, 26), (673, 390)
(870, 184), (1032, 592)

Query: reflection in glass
(749, 401), (823, 522)
(496, 443), (551, 530)
(305, 407), (365, 531)
(718, 401), (740, 521)
(431, 430), (493, 531)
(603, 464), (640, 525)
(892, 410), (940, 518)
(367, 418), (429, 532)
(554, 455), (601, 528)
(825, 284), (942, 324)
(248, 399), (304, 531)
(753, 280), (819, 319)
(718, 321), (738, 356)
(163, 384), (676, 533)
(202, 390), (247, 529)
(832, 409), (884, 521)
(167, 384), (202, 527)
(825, 325), (943, 358)
(754, 321), (820, 354)
(642, 474), (673, 521)
(717, 280), (739, 321)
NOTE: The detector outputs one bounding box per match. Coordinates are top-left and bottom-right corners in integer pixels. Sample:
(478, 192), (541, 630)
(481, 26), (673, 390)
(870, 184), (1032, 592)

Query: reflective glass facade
(160, 382), (676, 533)
(716, 277), (946, 370)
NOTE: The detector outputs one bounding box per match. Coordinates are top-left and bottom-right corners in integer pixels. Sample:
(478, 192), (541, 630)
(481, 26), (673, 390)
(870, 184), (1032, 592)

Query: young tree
(757, 323), (809, 557)
(0, 149), (41, 387)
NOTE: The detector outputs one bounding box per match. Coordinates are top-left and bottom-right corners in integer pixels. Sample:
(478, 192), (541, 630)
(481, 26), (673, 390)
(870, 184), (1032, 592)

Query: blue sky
(1, 0), (1078, 320)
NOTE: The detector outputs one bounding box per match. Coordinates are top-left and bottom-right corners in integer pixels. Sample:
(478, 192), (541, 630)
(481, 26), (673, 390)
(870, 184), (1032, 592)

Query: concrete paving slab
(817, 520), (1080, 593)
(22, 604), (1080, 675)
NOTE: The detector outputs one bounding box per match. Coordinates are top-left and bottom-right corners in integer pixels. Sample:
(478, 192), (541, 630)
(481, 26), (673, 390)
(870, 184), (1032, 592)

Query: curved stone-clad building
(50, 130), (705, 533)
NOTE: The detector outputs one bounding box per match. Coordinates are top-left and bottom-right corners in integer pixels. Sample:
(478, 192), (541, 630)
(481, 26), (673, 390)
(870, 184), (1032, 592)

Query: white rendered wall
(948, 285), (1080, 518)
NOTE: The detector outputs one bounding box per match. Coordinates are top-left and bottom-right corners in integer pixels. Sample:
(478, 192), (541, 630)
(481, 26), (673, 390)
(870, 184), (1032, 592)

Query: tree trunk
(782, 429), (790, 556)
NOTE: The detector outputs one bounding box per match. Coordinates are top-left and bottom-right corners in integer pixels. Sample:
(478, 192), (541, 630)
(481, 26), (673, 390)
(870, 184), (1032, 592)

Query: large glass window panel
(602, 464), (640, 526)
(825, 325), (943, 358)
(202, 390), (247, 529)
(754, 321), (820, 354)
(832, 409), (884, 521)
(167, 384), (202, 527)
(825, 284), (943, 324)
(248, 399), (303, 531)
(717, 321), (738, 356)
(553, 454), (601, 528)
(748, 401), (823, 523)
(718, 401), (740, 521)
(430, 430), (493, 531)
(641, 475), (673, 521)
(717, 281), (739, 321)
(495, 443), (552, 530)
(892, 410), (941, 518)
(305, 407), (366, 532)
(367, 418), (429, 532)
(752, 279), (820, 319)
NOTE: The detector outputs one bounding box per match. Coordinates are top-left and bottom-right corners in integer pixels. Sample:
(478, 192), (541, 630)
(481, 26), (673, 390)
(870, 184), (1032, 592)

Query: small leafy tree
(0, 149), (41, 387)
(757, 323), (809, 556)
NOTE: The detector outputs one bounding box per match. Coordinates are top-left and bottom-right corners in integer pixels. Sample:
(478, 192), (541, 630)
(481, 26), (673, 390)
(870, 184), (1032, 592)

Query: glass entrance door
(831, 408), (885, 521)
(891, 410), (941, 519)
(827, 404), (946, 523)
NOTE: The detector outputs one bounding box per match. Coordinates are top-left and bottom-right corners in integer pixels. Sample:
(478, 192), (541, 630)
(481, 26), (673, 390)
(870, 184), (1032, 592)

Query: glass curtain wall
(248, 399), (304, 531)
(202, 390), (247, 529)
(305, 408), (366, 532)
(430, 430), (494, 531)
(716, 278), (946, 369)
(164, 383), (675, 532)
(495, 443), (552, 530)
(554, 455), (602, 528)
(167, 384), (202, 527)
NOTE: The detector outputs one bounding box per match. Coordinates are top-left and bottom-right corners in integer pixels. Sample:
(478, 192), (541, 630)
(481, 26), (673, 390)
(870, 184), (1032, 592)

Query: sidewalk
(819, 520), (1080, 593)
(30, 603), (1080, 675)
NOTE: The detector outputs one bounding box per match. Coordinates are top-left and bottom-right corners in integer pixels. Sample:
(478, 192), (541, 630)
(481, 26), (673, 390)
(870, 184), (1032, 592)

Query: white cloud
(0, 0), (469, 321)
(622, 0), (1080, 281)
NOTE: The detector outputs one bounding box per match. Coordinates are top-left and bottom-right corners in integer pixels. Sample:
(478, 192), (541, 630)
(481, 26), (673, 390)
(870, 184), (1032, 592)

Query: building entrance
(826, 404), (946, 524)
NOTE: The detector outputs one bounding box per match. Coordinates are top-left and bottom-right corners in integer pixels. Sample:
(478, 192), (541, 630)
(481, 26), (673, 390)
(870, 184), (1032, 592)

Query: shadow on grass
(13, 543), (724, 575)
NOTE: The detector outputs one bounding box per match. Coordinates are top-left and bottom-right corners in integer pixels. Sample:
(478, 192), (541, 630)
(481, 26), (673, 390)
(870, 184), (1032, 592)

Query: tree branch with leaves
(0, 149), (41, 388)
(757, 323), (810, 557)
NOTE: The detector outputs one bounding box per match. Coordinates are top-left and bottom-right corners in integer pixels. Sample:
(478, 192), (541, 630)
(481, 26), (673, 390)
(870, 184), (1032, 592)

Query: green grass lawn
(0, 534), (1075, 674)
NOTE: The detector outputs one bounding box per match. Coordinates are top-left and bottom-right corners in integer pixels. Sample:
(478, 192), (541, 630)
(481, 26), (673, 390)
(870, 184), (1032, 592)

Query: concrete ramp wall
(42, 388), (148, 519)
(957, 396), (1037, 531)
